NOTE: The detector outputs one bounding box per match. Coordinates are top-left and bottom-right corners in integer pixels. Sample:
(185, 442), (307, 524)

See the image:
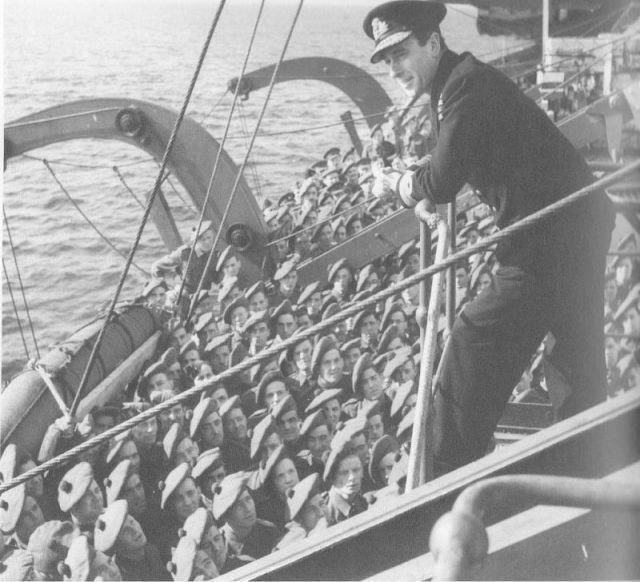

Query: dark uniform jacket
(116, 543), (170, 581)
(411, 49), (613, 273)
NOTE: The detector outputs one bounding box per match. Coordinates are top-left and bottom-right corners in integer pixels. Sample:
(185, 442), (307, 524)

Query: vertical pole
(446, 202), (456, 332)
(406, 220), (437, 491)
(542, 0), (552, 71)
(406, 203), (449, 491)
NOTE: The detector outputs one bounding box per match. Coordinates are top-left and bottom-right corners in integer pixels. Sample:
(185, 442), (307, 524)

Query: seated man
(151, 219), (218, 296)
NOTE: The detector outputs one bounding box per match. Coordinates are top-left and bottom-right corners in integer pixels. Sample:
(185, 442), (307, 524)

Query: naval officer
(364, 1), (615, 473)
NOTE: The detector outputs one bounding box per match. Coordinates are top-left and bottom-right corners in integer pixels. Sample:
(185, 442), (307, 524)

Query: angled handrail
(429, 473), (640, 581)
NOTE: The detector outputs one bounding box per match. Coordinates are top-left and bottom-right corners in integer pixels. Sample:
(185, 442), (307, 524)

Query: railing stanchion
(407, 201), (450, 491)
(446, 202), (457, 332)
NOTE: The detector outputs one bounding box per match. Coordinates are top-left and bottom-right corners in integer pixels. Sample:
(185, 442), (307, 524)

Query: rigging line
(238, 101), (264, 200)
(176, 0), (268, 305)
(42, 160), (150, 276)
(156, 166), (198, 215)
(69, 0), (229, 419)
(3, 206), (41, 359)
(187, 0), (306, 321)
(264, 193), (380, 249)
(3, 159), (637, 496)
(112, 166), (145, 209)
(535, 38), (625, 104)
(19, 153), (150, 169)
(2, 258), (31, 361)
(200, 87), (231, 124)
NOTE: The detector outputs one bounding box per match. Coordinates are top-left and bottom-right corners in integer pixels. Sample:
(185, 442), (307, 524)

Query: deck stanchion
(446, 202), (456, 333)
(407, 201), (450, 490)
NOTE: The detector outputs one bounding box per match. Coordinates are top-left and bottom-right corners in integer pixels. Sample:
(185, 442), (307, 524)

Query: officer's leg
(431, 266), (551, 474)
(548, 208), (612, 417)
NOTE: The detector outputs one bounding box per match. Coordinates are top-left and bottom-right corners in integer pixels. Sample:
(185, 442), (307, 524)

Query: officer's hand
(371, 166), (402, 199)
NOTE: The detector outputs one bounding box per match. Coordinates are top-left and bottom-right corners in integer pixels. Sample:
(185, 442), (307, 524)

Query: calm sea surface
(3, 0), (526, 379)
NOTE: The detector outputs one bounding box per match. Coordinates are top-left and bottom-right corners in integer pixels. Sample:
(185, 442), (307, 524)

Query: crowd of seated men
(1, 113), (637, 582)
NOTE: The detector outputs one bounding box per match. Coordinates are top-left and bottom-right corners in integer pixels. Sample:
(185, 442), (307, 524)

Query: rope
(20, 153), (150, 169)
(535, 33), (634, 103)
(184, 0), (306, 319)
(238, 101), (264, 200)
(175, 0), (268, 306)
(3, 206), (41, 359)
(112, 166), (145, 209)
(200, 87), (231, 124)
(162, 173), (197, 215)
(264, 192), (379, 249)
(68, 0), (229, 419)
(1, 158), (637, 496)
(42, 160), (150, 276)
(2, 258), (31, 361)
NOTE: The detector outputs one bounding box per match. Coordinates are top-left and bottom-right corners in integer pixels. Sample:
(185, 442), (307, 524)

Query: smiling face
(170, 478), (200, 522)
(382, 34), (442, 99)
(320, 348), (344, 385)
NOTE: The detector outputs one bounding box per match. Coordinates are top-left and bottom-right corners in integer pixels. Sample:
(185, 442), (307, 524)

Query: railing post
(406, 201), (450, 491)
(446, 202), (457, 332)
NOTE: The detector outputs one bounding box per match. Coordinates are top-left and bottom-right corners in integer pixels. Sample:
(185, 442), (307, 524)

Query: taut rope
(1, 158), (637, 495)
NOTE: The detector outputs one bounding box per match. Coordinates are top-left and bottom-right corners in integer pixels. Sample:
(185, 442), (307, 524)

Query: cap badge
(371, 17), (391, 41)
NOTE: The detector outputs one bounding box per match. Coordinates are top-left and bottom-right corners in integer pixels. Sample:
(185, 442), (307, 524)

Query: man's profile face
(382, 34), (439, 99)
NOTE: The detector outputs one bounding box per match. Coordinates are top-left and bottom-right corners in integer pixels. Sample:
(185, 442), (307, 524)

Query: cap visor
(370, 30), (412, 64)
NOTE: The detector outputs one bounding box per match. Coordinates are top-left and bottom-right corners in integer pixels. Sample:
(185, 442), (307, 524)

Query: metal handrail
(429, 473), (640, 580)
(407, 201), (450, 490)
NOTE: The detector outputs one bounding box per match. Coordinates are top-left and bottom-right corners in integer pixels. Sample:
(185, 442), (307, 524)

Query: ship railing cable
(223, 33), (633, 142)
(112, 166), (146, 210)
(264, 193), (380, 249)
(19, 152), (150, 169)
(535, 32), (635, 103)
(201, 87), (231, 124)
(1, 158), (637, 495)
(67, 0), (229, 419)
(238, 101), (265, 201)
(42, 159), (150, 277)
(2, 258), (31, 362)
(150, 161), (199, 215)
(175, 0), (268, 306)
(185, 0), (306, 322)
(3, 206), (40, 359)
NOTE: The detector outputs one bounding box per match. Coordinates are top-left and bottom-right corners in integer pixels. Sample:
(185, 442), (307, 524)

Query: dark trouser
(432, 197), (614, 474)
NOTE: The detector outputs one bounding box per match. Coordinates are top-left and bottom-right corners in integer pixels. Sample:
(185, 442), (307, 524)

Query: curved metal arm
(406, 200), (450, 490)
(429, 474), (640, 580)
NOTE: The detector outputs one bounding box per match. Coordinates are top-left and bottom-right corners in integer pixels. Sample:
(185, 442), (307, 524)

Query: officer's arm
(398, 75), (484, 208)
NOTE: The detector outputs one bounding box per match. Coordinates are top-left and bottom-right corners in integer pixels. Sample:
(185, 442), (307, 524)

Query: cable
(112, 166), (146, 209)
(2, 258), (31, 361)
(1, 158), (636, 496)
(186, 0), (306, 321)
(68, 0), (229, 418)
(176, 0), (269, 306)
(3, 206), (41, 359)
(42, 160), (150, 276)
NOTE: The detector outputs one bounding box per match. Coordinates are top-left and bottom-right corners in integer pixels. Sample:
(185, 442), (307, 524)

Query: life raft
(1, 304), (164, 457)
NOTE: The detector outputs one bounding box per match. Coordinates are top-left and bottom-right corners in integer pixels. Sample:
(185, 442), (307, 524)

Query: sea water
(2, 0), (526, 379)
